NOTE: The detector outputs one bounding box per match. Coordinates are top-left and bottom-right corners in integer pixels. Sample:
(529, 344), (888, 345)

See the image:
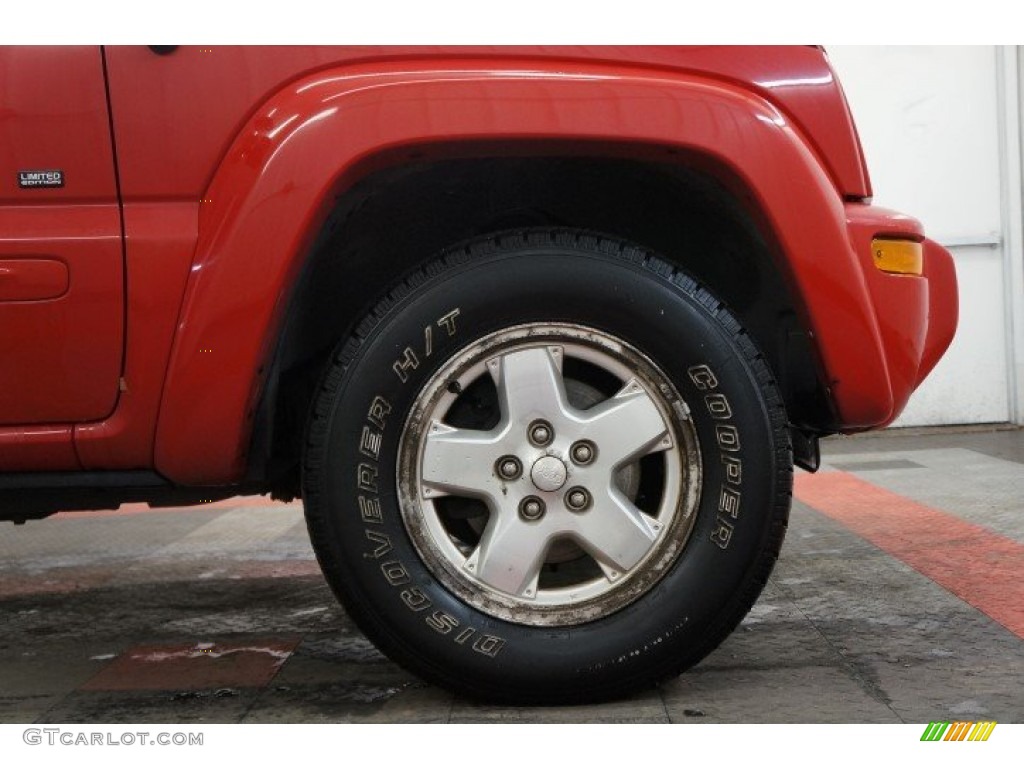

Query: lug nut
(565, 487), (591, 512)
(519, 496), (546, 521)
(528, 420), (554, 447)
(570, 440), (596, 465)
(496, 456), (522, 481)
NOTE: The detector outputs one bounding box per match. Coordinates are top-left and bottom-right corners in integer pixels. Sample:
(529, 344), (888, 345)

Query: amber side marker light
(872, 238), (923, 276)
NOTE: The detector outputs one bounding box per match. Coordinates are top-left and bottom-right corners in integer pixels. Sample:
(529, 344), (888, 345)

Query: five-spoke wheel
(400, 326), (700, 624)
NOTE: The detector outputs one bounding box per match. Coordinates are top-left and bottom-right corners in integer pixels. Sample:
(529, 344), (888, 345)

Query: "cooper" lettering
(691, 363), (744, 551)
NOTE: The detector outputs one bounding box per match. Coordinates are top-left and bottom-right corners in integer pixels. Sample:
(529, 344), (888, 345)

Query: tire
(303, 229), (791, 704)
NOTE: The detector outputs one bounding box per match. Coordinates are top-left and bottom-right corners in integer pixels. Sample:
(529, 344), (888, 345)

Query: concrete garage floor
(1, 427), (1022, 724)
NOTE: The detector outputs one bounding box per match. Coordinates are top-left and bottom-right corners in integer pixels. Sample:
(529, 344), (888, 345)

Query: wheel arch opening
(250, 143), (834, 496)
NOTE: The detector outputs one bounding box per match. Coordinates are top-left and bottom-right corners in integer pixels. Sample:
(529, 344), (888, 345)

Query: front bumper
(834, 204), (958, 428)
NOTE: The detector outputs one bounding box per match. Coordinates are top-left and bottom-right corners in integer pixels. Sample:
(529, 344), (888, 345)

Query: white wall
(827, 46), (1023, 427)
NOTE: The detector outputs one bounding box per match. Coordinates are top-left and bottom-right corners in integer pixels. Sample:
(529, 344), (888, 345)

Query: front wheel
(303, 230), (791, 704)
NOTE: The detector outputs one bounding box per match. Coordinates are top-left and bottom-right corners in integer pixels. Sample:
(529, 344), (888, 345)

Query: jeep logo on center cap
(530, 456), (568, 492)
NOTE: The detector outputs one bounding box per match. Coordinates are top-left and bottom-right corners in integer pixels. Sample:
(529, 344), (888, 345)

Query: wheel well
(251, 154), (834, 496)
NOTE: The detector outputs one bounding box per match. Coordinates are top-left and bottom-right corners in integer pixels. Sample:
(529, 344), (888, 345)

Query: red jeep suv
(0, 46), (957, 703)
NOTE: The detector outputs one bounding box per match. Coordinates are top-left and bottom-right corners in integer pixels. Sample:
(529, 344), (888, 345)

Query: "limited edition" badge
(18, 170), (65, 189)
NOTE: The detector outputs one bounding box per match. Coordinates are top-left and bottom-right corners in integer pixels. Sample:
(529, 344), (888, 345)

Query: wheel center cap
(530, 455), (568, 492)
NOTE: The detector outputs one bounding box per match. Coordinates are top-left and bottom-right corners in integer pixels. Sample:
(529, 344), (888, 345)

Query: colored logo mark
(921, 721), (997, 742)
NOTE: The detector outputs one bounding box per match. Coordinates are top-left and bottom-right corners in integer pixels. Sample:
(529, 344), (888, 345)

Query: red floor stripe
(794, 471), (1024, 640)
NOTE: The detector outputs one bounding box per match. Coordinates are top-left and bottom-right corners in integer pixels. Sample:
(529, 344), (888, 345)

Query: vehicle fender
(154, 59), (891, 484)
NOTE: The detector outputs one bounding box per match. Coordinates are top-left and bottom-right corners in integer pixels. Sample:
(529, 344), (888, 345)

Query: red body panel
(103, 46), (870, 201)
(0, 47), (119, 205)
(0, 206), (123, 427)
(139, 57), (950, 484)
(0, 259), (68, 301)
(919, 240), (959, 387)
(0, 47), (123, 445)
(73, 203), (197, 469)
(0, 426), (78, 472)
(845, 205), (931, 424)
(0, 46), (956, 486)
